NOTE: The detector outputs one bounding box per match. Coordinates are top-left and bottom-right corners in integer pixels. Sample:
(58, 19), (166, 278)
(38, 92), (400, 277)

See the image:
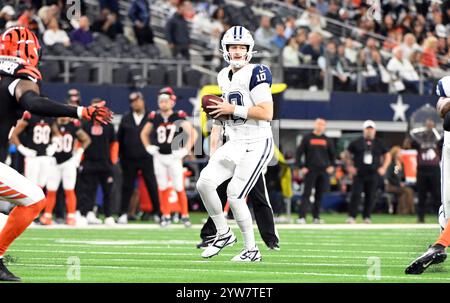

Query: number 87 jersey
(217, 63), (273, 141)
(147, 110), (187, 154)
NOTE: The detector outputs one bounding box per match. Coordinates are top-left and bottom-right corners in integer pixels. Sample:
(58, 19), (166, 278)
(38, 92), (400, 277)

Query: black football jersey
(54, 120), (81, 164)
(0, 56), (42, 149)
(147, 110), (187, 155)
(22, 112), (54, 156)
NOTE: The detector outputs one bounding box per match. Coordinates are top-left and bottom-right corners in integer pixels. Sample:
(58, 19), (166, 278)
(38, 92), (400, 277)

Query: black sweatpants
(76, 160), (114, 217)
(299, 169), (329, 219)
(119, 156), (160, 216)
(417, 166), (441, 221)
(349, 173), (379, 219)
(200, 174), (279, 247)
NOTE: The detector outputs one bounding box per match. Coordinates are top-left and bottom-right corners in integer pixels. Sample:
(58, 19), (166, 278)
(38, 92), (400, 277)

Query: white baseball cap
(363, 120), (376, 129)
(0, 5), (15, 16)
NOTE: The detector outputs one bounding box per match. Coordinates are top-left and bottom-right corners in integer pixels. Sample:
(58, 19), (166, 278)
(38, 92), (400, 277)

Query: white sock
(228, 198), (255, 250)
(197, 178), (228, 234)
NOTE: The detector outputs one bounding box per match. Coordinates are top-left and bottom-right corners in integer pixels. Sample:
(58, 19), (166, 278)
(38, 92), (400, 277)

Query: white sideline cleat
(86, 211), (102, 225)
(117, 214), (128, 224)
(104, 216), (116, 226)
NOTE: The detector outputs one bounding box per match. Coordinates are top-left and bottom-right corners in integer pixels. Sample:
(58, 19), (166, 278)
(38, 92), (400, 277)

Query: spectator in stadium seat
(300, 31), (324, 91)
(165, 1), (191, 60)
(421, 36), (447, 79)
(100, 0), (119, 14)
(344, 120), (391, 224)
(385, 146), (415, 215)
(318, 41), (352, 91)
(254, 15), (275, 50)
(401, 33), (421, 62)
(294, 28), (308, 51)
(284, 15), (296, 40)
(17, 4), (45, 36)
(0, 5), (15, 30)
(129, 0), (154, 45)
(387, 46), (420, 94)
(282, 37), (300, 67)
(282, 36), (302, 87)
(43, 17), (71, 47)
(70, 15), (93, 46)
(270, 23), (287, 53)
(92, 8), (123, 40)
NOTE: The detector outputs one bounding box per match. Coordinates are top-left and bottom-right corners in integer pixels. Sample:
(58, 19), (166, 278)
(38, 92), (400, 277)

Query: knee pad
(196, 177), (216, 195)
(226, 179), (243, 200)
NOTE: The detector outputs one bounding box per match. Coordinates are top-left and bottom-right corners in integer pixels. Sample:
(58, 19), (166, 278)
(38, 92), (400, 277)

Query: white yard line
(28, 223), (439, 230)
(10, 241), (432, 250)
(6, 248), (421, 260)
(10, 263), (450, 282)
(19, 256), (413, 268)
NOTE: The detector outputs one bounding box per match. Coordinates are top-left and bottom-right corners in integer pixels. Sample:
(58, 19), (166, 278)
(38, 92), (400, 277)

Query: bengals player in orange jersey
(0, 26), (112, 281)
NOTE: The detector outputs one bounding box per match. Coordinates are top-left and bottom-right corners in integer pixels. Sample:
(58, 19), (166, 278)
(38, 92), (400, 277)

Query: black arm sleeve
(18, 91), (79, 118)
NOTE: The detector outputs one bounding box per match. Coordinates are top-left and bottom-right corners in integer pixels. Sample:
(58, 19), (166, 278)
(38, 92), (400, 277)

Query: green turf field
(3, 213), (450, 283)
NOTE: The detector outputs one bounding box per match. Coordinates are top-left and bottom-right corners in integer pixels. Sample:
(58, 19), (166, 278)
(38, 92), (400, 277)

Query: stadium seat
(165, 67), (179, 86)
(148, 66), (166, 85)
(183, 68), (202, 87)
(40, 61), (61, 82)
(112, 65), (131, 84)
(71, 64), (91, 83)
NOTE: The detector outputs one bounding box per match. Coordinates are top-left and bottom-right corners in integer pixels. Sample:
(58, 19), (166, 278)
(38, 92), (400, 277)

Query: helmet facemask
(221, 26), (255, 69)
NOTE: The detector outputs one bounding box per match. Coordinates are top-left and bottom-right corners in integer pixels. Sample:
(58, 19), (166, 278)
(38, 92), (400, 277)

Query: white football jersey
(217, 63), (273, 141)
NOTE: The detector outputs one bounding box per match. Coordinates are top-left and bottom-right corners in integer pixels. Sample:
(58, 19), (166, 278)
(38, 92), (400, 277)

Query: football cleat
(231, 247), (262, 262)
(201, 228), (237, 258)
(39, 214), (53, 226)
(405, 245), (447, 275)
(296, 218), (306, 224)
(196, 235), (216, 249)
(171, 213), (180, 224)
(160, 216), (171, 228)
(181, 217), (192, 228)
(104, 217), (116, 226)
(312, 218), (325, 224)
(0, 258), (20, 282)
(346, 217), (356, 224)
(117, 214), (128, 224)
(86, 211), (102, 225)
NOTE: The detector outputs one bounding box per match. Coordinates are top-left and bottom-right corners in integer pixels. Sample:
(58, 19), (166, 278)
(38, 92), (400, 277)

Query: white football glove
(145, 145), (159, 156)
(173, 148), (189, 159)
(17, 144), (37, 158)
(45, 137), (58, 157)
(72, 147), (85, 166)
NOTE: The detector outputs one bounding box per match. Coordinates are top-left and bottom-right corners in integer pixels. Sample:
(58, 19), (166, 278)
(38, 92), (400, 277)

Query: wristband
(77, 106), (84, 119)
(233, 105), (248, 119)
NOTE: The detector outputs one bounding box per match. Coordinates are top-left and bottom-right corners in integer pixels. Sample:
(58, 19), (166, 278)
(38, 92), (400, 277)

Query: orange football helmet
(0, 26), (41, 68)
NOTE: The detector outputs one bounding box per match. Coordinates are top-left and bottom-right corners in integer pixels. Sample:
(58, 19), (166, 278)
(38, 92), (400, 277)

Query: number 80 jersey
(148, 110), (187, 154)
(217, 63), (273, 141)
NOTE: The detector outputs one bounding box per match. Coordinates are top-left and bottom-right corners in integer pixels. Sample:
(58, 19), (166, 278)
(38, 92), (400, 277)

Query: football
(201, 94), (230, 121)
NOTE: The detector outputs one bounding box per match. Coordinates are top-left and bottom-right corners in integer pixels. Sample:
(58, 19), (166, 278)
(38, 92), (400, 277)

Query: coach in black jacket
(295, 118), (336, 223)
(117, 92), (160, 223)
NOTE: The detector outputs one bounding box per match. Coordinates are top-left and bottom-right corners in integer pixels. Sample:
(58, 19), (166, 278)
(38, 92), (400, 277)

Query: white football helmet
(221, 26), (255, 69)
